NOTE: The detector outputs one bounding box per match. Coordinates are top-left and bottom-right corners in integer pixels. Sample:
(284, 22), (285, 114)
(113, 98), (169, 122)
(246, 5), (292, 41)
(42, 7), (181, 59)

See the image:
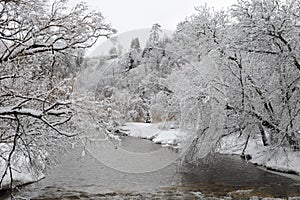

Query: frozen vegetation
(0, 144), (45, 189)
(0, 0), (115, 190)
(1, 0), (300, 198)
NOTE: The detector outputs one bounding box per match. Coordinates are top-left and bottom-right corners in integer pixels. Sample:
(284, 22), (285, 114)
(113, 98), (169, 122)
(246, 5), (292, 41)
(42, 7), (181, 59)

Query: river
(2, 136), (300, 199)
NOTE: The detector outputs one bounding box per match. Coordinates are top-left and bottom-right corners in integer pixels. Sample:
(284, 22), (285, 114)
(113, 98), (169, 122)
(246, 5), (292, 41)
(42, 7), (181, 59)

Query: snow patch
(122, 122), (188, 146)
(217, 133), (300, 175)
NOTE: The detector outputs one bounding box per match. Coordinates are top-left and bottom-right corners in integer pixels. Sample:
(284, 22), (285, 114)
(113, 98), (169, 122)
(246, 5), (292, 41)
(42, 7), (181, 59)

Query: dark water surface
(3, 137), (300, 199)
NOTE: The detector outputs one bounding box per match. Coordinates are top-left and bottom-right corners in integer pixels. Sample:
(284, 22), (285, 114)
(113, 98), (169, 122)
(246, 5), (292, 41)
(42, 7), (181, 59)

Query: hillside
(89, 28), (173, 57)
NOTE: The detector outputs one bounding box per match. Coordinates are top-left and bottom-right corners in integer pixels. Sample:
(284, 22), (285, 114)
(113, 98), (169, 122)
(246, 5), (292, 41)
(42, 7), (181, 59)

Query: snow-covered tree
(108, 46), (118, 59)
(169, 0), (300, 162)
(119, 38), (142, 71)
(148, 23), (162, 46)
(142, 24), (172, 75)
(226, 0), (300, 148)
(130, 37), (141, 50)
(0, 0), (115, 189)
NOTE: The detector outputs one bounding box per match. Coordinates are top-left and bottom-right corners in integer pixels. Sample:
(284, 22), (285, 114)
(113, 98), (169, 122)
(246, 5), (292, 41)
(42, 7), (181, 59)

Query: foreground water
(2, 136), (300, 199)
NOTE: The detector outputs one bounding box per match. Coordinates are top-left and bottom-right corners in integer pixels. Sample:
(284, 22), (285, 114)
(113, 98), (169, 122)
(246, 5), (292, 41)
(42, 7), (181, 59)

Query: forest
(0, 0), (299, 195)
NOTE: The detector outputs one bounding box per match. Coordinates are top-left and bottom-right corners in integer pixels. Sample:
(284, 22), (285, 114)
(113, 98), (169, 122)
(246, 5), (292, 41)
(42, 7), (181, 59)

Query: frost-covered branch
(0, 0), (115, 190)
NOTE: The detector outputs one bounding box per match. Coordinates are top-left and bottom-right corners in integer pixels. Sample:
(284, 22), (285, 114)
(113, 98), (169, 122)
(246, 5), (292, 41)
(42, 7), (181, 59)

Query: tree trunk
(258, 123), (269, 146)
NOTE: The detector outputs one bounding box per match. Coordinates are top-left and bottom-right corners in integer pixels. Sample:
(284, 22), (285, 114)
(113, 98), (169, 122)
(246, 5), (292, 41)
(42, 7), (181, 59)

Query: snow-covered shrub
(126, 97), (147, 122)
(95, 86), (115, 101)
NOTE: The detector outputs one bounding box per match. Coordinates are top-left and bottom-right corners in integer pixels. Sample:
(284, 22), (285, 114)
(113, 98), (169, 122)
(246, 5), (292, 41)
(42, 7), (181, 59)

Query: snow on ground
(152, 129), (184, 145)
(217, 133), (300, 175)
(121, 123), (159, 139)
(122, 123), (300, 176)
(121, 122), (188, 147)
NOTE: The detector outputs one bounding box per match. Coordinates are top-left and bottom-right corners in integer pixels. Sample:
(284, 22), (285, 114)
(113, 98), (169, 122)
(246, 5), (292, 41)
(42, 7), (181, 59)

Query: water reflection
(178, 154), (300, 197)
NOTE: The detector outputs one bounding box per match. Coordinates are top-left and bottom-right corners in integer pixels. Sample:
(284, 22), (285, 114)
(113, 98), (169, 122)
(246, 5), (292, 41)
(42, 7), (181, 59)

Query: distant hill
(89, 28), (173, 57)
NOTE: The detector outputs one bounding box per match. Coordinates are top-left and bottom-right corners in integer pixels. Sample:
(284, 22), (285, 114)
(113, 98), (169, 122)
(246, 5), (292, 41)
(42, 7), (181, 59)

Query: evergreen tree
(142, 23), (166, 72)
(108, 46), (118, 59)
(148, 23), (162, 46)
(130, 37), (141, 51)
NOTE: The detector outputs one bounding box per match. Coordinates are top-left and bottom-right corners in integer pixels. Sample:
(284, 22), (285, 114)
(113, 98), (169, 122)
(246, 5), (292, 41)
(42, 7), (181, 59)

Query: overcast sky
(68, 0), (237, 53)
(69, 0), (237, 33)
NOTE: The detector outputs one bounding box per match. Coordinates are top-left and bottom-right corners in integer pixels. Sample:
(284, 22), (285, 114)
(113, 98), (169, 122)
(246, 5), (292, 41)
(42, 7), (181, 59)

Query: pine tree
(130, 37), (141, 51)
(108, 46), (118, 59)
(148, 23), (162, 46)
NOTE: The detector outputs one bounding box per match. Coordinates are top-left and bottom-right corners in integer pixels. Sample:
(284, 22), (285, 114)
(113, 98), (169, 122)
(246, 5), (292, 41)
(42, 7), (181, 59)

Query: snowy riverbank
(217, 133), (300, 176)
(121, 122), (300, 176)
(120, 122), (189, 148)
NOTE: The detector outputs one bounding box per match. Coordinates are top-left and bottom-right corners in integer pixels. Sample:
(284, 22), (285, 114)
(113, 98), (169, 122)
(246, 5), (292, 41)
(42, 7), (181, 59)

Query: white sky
(67, 0), (237, 54)
(69, 0), (237, 33)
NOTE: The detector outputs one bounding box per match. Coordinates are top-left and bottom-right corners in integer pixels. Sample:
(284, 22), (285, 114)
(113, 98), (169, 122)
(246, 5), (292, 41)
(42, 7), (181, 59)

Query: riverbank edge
(0, 176), (45, 192)
(217, 133), (300, 177)
(121, 122), (300, 178)
(0, 174), (44, 192)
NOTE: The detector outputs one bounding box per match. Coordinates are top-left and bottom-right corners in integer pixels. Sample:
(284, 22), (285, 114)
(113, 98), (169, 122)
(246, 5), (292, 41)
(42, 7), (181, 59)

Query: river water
(4, 136), (300, 199)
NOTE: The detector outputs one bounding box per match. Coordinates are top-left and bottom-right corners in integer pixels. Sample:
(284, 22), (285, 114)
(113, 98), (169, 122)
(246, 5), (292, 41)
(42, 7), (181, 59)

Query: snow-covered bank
(120, 122), (188, 147)
(0, 144), (45, 190)
(121, 123), (300, 176)
(217, 133), (300, 176)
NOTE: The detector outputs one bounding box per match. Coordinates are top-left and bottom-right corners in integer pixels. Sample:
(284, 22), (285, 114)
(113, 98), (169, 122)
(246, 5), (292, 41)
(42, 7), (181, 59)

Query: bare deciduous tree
(170, 0), (300, 161)
(0, 0), (115, 189)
